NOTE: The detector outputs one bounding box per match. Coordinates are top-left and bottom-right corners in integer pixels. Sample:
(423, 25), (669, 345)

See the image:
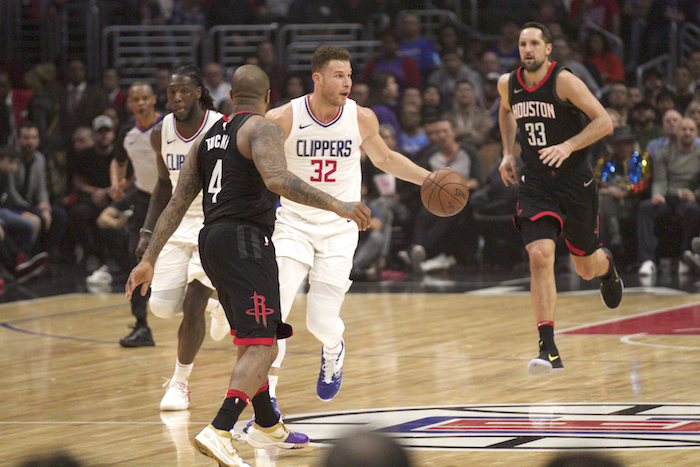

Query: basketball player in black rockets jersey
(126, 65), (370, 467)
(497, 22), (623, 376)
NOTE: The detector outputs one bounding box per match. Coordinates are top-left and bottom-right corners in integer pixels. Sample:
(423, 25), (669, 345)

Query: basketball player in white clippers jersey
(259, 45), (431, 412)
(137, 65), (226, 411)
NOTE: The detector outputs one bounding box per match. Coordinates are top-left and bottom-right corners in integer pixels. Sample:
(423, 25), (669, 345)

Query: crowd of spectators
(2, 0), (700, 287)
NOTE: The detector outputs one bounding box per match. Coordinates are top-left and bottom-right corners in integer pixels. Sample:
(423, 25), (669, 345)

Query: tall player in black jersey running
(498, 22), (623, 376)
(126, 65), (370, 467)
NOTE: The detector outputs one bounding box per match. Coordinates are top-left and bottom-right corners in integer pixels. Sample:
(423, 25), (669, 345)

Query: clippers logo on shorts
(246, 292), (274, 327)
(263, 404), (700, 451)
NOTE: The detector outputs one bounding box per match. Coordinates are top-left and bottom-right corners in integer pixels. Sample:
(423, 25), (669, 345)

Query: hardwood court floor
(2, 270), (700, 467)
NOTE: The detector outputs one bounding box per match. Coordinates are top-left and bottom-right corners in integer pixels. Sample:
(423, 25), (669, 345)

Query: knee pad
(149, 288), (185, 319)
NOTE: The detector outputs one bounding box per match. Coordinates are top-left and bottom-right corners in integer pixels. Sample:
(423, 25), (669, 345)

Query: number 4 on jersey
(208, 159), (223, 203)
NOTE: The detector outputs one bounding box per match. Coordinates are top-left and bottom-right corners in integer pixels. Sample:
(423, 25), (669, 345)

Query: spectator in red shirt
(584, 31), (625, 84)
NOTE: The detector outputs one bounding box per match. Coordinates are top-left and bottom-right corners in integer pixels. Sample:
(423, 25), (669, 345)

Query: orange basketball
(420, 168), (469, 217)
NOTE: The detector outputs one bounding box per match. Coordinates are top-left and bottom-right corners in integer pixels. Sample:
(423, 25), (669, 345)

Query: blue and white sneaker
(243, 397), (281, 433)
(245, 421), (309, 449)
(317, 340), (344, 401)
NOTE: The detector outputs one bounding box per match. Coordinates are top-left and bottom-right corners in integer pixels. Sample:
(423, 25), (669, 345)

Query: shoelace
(162, 377), (190, 395)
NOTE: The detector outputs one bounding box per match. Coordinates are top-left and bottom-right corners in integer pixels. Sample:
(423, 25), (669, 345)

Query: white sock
(172, 359), (193, 384)
(268, 375), (279, 399)
(324, 341), (342, 356)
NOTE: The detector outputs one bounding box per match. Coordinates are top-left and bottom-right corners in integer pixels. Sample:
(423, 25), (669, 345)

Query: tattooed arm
(134, 121), (174, 260)
(126, 135), (202, 298)
(246, 117), (371, 228)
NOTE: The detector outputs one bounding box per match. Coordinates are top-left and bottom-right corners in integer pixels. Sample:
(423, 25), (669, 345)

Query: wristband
(564, 141), (574, 152)
(139, 228), (153, 235)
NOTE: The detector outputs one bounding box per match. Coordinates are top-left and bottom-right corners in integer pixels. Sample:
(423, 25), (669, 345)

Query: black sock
(212, 394), (248, 431)
(538, 324), (555, 349)
(251, 388), (279, 428)
(600, 252), (615, 281)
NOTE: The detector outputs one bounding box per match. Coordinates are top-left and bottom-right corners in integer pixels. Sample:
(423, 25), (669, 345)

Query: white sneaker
(420, 253), (457, 272)
(194, 425), (251, 467)
(638, 260), (656, 276)
(207, 299), (230, 341)
(246, 421), (310, 449)
(161, 378), (190, 411)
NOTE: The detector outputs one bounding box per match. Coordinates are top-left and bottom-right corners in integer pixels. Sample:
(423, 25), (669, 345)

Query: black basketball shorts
(199, 220), (292, 345)
(515, 165), (600, 256)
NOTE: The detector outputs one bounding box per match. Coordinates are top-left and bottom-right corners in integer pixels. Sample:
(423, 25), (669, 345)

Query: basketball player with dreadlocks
(498, 22), (623, 375)
(137, 65), (228, 410)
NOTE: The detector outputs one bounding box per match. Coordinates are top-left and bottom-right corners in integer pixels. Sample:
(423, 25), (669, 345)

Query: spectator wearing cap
(62, 115), (118, 271)
(595, 125), (651, 263)
(629, 101), (663, 151)
(478, 72), (502, 122)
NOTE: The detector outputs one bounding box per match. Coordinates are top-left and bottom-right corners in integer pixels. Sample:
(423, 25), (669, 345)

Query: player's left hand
(538, 142), (572, 168)
(336, 201), (372, 231)
(125, 261), (154, 299)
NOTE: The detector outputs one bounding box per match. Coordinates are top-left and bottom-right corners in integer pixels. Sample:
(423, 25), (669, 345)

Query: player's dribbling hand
(125, 261), (154, 299)
(499, 153), (518, 186)
(337, 201), (372, 231)
(538, 142), (571, 168)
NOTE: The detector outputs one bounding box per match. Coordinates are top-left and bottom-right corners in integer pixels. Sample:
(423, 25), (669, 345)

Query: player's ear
(546, 42), (553, 56)
(265, 89), (271, 105)
(312, 71), (321, 85)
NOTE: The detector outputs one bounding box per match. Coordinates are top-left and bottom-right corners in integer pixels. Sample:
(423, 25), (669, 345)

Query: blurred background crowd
(1, 0), (700, 289)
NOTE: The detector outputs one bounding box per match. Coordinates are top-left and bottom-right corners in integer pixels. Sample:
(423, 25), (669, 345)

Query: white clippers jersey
(282, 95), (363, 224)
(122, 115), (163, 193)
(160, 110), (223, 217)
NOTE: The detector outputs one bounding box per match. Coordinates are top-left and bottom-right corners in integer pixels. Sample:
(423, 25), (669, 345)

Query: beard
(523, 56), (546, 72)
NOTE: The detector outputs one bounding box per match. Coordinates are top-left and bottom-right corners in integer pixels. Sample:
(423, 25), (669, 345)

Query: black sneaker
(119, 324), (155, 347)
(528, 340), (564, 375)
(13, 252), (49, 278)
(599, 248), (623, 308)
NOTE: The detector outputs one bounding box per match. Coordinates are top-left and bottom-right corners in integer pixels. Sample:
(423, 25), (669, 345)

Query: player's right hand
(337, 201), (372, 231)
(499, 153), (519, 186)
(125, 261), (153, 299)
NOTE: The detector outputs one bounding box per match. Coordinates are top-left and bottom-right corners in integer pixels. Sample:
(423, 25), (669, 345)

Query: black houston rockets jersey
(509, 61), (587, 173)
(197, 111), (277, 228)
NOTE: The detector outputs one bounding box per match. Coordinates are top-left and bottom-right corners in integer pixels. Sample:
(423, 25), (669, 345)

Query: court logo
(268, 404), (700, 451)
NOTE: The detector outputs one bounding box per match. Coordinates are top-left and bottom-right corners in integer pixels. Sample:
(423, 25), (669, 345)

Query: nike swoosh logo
(584, 178), (594, 187)
(514, 88), (524, 93)
(548, 354), (559, 362)
(299, 123), (313, 129)
(166, 139), (176, 144)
